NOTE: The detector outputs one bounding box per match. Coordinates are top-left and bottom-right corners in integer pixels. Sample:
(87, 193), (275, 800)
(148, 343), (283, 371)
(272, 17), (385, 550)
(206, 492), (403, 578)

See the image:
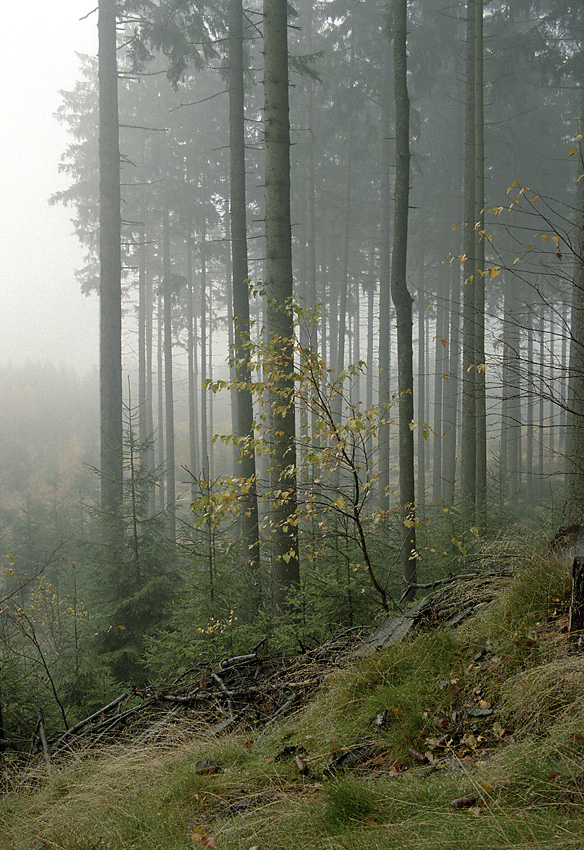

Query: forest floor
(1, 540), (584, 850)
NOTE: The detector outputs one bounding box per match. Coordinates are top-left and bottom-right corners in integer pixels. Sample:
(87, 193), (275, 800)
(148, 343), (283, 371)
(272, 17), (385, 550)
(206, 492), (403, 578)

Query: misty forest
(3, 0), (584, 826)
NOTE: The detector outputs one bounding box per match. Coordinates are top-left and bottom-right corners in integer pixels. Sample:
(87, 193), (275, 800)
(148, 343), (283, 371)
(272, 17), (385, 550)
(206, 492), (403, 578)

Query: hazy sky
(1, 1), (99, 372)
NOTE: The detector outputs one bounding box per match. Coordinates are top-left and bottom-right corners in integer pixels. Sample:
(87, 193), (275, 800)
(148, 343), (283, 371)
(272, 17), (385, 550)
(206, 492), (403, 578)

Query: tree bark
(442, 268), (461, 506)
(417, 287), (426, 516)
(461, 0), (477, 522)
(229, 0), (261, 596)
(162, 201), (176, 541)
(391, 0), (416, 600)
(263, 0), (300, 604)
(98, 0), (123, 518)
(474, 0), (487, 521)
(567, 130), (584, 520)
(378, 35), (392, 509)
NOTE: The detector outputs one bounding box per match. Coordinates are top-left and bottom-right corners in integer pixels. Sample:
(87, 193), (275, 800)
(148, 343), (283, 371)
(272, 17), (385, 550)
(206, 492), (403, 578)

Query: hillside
(2, 543), (584, 850)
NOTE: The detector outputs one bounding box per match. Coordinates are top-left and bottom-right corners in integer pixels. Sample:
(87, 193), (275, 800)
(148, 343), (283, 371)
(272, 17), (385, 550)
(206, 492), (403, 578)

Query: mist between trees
(1, 0), (584, 742)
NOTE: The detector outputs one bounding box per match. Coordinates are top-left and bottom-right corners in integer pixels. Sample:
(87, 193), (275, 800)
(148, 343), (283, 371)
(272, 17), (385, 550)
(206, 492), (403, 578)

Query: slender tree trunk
(442, 267), (461, 506)
(461, 0), (477, 521)
(567, 125), (584, 519)
(391, 0), (416, 599)
(145, 224), (155, 514)
(229, 0), (261, 595)
(186, 234), (200, 487)
(525, 307), (534, 501)
(263, 0), (300, 604)
(432, 282), (446, 503)
(138, 220), (155, 517)
(200, 224), (209, 481)
(98, 0), (123, 518)
(417, 288), (426, 516)
(538, 309), (545, 492)
(162, 201), (176, 540)
(156, 288), (165, 512)
(335, 113), (354, 399)
(209, 294), (215, 481)
(474, 0), (487, 521)
(138, 222), (147, 448)
(378, 36), (392, 508)
(353, 280), (361, 406)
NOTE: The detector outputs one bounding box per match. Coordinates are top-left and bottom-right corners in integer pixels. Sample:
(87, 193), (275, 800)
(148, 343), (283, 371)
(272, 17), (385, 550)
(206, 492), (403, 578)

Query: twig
(50, 693), (129, 746)
(253, 694), (298, 747)
(35, 708), (51, 775)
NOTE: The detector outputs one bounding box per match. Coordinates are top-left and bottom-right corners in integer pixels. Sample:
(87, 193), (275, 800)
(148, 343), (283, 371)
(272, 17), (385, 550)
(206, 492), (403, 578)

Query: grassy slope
(2, 547), (584, 850)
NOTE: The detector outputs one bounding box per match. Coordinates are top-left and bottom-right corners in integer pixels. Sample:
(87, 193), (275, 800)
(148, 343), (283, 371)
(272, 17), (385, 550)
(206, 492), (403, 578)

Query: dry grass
(2, 546), (584, 850)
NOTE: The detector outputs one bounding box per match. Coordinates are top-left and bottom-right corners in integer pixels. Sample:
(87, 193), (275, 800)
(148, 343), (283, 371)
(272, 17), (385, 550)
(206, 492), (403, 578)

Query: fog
(0, 1), (99, 373)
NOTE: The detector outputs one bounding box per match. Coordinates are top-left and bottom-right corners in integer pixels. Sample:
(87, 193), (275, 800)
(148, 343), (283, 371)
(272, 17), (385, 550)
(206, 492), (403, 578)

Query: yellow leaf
(569, 148), (578, 156)
(488, 267), (500, 279)
(552, 234), (560, 245)
(452, 224), (458, 230)
(7, 569), (13, 578)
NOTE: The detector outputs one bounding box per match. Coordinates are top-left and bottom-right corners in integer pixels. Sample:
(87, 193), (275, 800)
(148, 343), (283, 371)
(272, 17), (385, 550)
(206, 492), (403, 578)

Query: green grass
(1, 551), (584, 850)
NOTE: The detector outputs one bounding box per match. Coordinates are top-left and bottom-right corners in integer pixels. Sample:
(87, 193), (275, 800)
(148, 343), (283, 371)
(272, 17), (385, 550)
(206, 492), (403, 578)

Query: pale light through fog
(0, 1), (99, 373)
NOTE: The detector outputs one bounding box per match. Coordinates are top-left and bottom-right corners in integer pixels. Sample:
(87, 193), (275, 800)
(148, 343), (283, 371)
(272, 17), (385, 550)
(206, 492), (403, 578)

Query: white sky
(0, 1), (99, 373)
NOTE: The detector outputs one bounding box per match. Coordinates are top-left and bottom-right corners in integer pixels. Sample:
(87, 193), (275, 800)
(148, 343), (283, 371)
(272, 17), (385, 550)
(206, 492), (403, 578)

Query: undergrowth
(1, 548), (584, 850)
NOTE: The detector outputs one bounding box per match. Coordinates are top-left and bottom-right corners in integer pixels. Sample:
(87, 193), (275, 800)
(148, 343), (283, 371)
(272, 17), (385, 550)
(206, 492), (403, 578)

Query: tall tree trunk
(432, 281), (446, 504)
(391, 0), (416, 600)
(461, 0), (477, 523)
(186, 234), (200, 488)
(98, 0), (123, 518)
(442, 267), (461, 506)
(417, 288), (426, 517)
(138, 219), (155, 517)
(538, 309), (545, 492)
(229, 0), (261, 596)
(474, 0), (487, 521)
(566, 123), (584, 519)
(156, 288), (165, 512)
(378, 35), (392, 508)
(162, 201), (176, 540)
(200, 223), (209, 480)
(525, 306), (534, 501)
(263, 0), (300, 604)
(334, 112), (354, 424)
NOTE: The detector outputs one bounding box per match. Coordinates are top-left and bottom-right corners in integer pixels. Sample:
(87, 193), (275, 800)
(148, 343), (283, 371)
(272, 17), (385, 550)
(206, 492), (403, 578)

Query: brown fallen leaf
(408, 747), (429, 764)
(450, 794), (477, 809)
(192, 828), (218, 849)
(295, 754), (309, 775)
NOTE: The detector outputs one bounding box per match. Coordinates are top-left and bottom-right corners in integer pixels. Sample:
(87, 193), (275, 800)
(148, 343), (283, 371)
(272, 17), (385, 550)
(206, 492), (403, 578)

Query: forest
(1, 0), (584, 767)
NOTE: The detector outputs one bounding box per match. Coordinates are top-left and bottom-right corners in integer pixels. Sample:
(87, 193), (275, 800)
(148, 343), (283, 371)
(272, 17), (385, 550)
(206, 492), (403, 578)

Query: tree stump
(569, 558), (584, 648)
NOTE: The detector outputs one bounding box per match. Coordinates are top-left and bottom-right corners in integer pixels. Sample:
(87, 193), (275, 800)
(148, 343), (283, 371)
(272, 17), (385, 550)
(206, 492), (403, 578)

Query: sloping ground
(2, 552), (584, 850)
(31, 571), (513, 766)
